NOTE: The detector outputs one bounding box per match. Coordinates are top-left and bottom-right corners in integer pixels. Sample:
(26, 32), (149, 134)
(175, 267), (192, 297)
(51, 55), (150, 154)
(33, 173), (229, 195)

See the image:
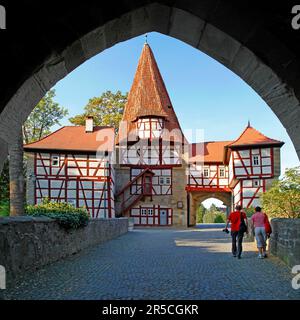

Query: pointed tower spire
(247, 120), (251, 128)
(118, 43), (183, 143)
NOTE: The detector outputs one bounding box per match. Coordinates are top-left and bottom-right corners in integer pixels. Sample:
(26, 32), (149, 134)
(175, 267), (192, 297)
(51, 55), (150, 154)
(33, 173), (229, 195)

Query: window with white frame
(141, 208), (147, 215)
(159, 176), (171, 185)
(252, 155), (260, 166)
(148, 208), (153, 216)
(219, 167), (225, 177)
(203, 168), (210, 177)
(51, 155), (60, 167)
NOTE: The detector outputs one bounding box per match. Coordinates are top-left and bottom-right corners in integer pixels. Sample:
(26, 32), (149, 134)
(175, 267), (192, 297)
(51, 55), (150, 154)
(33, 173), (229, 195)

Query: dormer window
(137, 117), (164, 139)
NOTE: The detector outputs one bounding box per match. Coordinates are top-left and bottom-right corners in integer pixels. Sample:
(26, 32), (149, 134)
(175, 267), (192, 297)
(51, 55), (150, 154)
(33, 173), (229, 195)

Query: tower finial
(247, 120), (251, 127)
(145, 34), (148, 44)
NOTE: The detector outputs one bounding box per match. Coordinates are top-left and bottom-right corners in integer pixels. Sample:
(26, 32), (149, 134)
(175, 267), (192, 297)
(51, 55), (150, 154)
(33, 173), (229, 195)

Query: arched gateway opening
(191, 195), (231, 226)
(1, 2), (300, 171)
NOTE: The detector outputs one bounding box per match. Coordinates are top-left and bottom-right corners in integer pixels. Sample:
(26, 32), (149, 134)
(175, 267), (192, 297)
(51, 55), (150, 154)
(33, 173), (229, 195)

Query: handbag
(264, 214), (272, 235)
(239, 211), (248, 234)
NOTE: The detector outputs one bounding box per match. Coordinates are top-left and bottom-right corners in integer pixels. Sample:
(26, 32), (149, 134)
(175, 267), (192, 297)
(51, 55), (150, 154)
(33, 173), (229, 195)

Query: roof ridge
(227, 125), (249, 146)
(227, 124), (283, 147)
(24, 126), (67, 147)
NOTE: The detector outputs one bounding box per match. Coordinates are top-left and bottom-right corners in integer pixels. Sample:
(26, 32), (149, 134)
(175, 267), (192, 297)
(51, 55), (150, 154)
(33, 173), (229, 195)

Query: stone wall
(270, 218), (300, 267)
(0, 217), (128, 279)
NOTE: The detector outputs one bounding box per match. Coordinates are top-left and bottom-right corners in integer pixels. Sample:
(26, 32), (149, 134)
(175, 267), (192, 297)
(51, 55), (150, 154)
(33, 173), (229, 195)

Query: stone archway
(189, 191), (232, 226)
(1, 2), (300, 171)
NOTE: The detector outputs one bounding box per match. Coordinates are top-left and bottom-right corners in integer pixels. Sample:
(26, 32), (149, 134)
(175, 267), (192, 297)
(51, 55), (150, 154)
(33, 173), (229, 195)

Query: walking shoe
(263, 252), (267, 258)
(258, 254), (264, 259)
(233, 254), (237, 258)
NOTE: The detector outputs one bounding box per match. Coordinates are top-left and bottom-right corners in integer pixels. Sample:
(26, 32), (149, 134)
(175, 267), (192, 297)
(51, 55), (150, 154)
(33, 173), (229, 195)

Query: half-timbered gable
(24, 124), (115, 219)
(226, 125), (284, 209)
(187, 141), (231, 192)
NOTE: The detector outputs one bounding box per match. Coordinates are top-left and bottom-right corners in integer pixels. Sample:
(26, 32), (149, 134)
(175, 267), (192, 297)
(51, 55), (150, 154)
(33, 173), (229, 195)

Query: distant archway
(189, 191), (232, 226)
(1, 2), (300, 171)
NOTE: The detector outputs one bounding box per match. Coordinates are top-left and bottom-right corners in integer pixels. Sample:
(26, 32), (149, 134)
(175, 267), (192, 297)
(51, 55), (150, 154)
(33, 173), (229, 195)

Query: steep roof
(189, 141), (232, 163)
(24, 126), (115, 153)
(117, 43), (183, 144)
(227, 125), (284, 148)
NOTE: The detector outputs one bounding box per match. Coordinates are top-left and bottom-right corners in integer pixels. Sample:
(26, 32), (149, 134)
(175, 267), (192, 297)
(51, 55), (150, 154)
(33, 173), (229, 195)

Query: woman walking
(251, 206), (268, 259)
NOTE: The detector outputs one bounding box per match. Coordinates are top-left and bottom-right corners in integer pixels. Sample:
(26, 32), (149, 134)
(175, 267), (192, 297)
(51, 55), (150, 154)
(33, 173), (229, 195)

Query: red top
(251, 211), (266, 228)
(228, 211), (247, 232)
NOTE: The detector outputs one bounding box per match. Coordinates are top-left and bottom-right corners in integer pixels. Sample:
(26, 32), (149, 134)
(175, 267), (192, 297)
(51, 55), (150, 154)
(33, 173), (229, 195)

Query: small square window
(141, 209), (147, 216)
(51, 155), (59, 167)
(148, 209), (153, 216)
(253, 179), (260, 187)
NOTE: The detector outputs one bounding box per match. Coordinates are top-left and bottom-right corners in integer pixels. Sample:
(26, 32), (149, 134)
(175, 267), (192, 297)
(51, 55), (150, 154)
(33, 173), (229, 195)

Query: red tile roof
(24, 126), (115, 152)
(227, 125), (284, 148)
(189, 141), (232, 163)
(117, 43), (184, 144)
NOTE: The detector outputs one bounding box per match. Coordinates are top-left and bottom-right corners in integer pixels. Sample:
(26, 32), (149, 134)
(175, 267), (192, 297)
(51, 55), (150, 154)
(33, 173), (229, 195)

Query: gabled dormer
(225, 124), (284, 184)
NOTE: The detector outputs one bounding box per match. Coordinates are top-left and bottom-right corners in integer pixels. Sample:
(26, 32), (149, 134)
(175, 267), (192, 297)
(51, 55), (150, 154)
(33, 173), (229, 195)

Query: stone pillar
(25, 152), (35, 205)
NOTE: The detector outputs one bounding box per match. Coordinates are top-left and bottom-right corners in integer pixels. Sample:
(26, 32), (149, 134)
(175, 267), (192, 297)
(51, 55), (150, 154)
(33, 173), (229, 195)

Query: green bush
(26, 199), (89, 230)
(214, 213), (226, 223)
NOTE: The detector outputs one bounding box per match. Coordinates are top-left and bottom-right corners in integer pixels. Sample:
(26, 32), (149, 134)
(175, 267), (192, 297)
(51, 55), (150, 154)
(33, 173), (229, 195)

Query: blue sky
(53, 32), (299, 181)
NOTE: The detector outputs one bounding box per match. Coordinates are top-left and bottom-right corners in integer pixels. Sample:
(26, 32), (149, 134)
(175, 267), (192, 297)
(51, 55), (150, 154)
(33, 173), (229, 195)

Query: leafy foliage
(261, 166), (300, 219)
(202, 203), (227, 223)
(0, 200), (9, 217)
(23, 89), (68, 144)
(243, 206), (256, 218)
(214, 213), (226, 223)
(203, 211), (217, 223)
(26, 199), (90, 229)
(0, 160), (9, 201)
(69, 90), (127, 131)
(196, 204), (206, 223)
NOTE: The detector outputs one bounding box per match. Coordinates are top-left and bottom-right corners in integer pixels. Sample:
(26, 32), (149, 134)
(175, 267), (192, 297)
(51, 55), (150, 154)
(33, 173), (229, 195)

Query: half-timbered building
(24, 42), (284, 227)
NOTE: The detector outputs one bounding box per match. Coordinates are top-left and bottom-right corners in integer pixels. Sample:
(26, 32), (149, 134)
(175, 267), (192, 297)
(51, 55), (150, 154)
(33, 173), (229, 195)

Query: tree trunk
(9, 127), (24, 216)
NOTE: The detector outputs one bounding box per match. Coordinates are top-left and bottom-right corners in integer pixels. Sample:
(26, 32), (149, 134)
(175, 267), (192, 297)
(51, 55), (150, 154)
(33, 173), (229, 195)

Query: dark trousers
(231, 231), (244, 257)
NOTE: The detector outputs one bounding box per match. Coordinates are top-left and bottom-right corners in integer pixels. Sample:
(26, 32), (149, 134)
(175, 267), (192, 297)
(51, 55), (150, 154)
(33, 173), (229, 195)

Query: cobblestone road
(4, 226), (300, 300)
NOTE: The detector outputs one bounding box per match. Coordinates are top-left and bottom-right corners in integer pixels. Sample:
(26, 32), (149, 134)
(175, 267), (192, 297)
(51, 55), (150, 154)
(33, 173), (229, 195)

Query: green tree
(261, 166), (300, 219)
(203, 211), (217, 223)
(69, 90), (127, 131)
(214, 213), (226, 223)
(9, 90), (67, 216)
(22, 89), (68, 144)
(196, 204), (206, 223)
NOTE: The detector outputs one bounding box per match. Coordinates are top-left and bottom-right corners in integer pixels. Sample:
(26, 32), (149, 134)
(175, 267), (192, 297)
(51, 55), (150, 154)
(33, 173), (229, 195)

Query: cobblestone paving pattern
(3, 226), (300, 300)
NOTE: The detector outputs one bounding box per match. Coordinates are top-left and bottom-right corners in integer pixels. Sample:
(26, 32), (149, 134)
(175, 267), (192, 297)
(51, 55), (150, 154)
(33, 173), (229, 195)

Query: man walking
(224, 205), (248, 259)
